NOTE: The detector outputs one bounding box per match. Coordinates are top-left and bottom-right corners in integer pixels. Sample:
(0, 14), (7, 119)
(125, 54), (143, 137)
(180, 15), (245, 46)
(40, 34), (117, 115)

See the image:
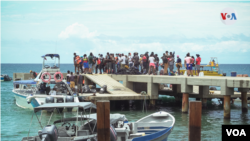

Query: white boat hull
(14, 93), (34, 109)
(13, 90), (79, 111)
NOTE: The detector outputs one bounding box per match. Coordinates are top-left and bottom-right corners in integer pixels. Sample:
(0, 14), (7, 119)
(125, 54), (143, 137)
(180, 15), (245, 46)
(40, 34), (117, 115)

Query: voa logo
(226, 129), (246, 136)
(220, 8), (238, 25)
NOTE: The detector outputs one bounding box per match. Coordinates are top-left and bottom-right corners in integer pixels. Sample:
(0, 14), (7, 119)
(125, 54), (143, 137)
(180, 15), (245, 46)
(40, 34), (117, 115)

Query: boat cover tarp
(81, 113), (128, 124)
(34, 102), (96, 113)
(13, 80), (36, 84)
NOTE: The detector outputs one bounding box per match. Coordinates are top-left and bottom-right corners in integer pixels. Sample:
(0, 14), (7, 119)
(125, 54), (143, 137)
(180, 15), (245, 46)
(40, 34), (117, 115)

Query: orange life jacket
(76, 56), (81, 64)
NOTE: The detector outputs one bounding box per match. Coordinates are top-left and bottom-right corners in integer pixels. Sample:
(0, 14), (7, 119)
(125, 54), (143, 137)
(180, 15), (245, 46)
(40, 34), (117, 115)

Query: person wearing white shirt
(148, 53), (156, 75)
(119, 54), (126, 69)
(49, 88), (57, 95)
(128, 53), (133, 68)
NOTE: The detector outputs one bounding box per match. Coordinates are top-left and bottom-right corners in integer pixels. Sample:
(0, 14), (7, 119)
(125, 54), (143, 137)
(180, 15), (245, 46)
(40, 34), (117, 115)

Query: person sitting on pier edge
(175, 55), (182, 75)
(185, 53), (193, 76)
(83, 54), (89, 74)
(73, 53), (77, 73)
(196, 54), (201, 76)
(77, 72), (83, 93)
(69, 72), (75, 93)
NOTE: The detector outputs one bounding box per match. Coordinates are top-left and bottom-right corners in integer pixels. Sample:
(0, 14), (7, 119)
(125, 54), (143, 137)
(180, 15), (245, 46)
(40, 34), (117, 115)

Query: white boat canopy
(34, 102), (96, 113)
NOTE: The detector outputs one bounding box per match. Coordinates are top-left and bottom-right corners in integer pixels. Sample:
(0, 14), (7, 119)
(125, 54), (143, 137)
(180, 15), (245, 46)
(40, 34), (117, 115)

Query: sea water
(1, 64), (250, 141)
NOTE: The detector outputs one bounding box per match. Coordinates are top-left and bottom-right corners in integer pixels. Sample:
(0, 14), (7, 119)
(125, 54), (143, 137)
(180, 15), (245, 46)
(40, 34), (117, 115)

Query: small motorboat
(1, 74), (12, 81)
(21, 102), (175, 141)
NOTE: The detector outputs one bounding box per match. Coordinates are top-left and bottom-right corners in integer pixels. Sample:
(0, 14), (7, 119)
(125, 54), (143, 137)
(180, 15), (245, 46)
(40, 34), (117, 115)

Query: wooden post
(182, 93), (189, 113)
(241, 91), (248, 113)
(97, 100), (110, 141)
(189, 101), (202, 141)
(202, 98), (207, 109)
(223, 95), (231, 119)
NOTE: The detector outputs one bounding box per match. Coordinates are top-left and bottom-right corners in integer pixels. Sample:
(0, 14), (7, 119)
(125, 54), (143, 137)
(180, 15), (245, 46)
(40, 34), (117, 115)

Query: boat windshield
(43, 56), (60, 69)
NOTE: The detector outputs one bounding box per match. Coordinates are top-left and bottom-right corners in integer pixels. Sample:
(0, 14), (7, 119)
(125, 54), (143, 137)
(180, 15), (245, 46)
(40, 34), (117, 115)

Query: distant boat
(1, 74), (12, 81)
(180, 57), (224, 76)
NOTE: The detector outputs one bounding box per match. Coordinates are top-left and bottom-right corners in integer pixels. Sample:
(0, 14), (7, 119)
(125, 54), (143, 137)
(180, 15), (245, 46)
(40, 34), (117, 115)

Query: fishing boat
(180, 57), (224, 76)
(12, 54), (77, 109)
(1, 74), (12, 81)
(21, 103), (175, 141)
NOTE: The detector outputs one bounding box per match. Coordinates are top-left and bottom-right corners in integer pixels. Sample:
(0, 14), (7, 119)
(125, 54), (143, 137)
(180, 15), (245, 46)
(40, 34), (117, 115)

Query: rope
(27, 112), (34, 140)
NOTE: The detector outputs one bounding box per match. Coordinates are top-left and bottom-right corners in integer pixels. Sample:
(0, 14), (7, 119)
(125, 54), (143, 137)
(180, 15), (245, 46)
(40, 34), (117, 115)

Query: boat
(12, 54), (77, 109)
(21, 103), (175, 141)
(1, 74), (12, 81)
(180, 57), (224, 76)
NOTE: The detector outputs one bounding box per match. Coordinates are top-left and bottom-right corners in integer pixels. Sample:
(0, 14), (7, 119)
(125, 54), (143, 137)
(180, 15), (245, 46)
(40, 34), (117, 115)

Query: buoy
(54, 72), (63, 82)
(41, 72), (51, 83)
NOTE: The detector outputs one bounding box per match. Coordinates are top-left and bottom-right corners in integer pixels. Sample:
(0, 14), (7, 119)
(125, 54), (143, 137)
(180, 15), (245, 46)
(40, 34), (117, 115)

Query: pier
(13, 73), (250, 119)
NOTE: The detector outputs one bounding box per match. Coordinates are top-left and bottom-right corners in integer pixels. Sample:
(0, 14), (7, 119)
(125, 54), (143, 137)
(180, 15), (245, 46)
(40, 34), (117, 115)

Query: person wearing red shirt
(196, 54), (201, 76)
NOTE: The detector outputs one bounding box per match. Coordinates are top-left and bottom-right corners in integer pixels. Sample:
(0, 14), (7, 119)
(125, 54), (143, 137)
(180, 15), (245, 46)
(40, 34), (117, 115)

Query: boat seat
(57, 126), (70, 137)
(77, 130), (90, 136)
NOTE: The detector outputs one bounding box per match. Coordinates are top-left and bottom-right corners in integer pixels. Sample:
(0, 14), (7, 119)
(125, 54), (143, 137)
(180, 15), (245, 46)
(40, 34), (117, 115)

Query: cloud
(58, 23), (98, 39)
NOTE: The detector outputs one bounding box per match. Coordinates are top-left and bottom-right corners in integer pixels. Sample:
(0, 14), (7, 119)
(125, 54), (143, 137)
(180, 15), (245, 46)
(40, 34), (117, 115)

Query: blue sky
(1, 0), (250, 64)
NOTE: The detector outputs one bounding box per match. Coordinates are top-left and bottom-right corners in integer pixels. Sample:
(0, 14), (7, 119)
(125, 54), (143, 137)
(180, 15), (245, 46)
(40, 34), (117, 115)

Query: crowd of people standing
(72, 51), (201, 76)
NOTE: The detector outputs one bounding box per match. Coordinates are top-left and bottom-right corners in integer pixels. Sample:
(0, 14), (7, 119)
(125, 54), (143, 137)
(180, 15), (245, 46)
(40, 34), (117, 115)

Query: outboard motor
(65, 96), (74, 112)
(110, 124), (117, 141)
(100, 87), (105, 94)
(84, 85), (90, 93)
(39, 125), (58, 141)
(56, 98), (64, 113)
(45, 97), (54, 112)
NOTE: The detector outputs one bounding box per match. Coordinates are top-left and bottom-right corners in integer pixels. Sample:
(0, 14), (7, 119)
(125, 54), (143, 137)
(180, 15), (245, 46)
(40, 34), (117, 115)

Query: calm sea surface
(1, 64), (250, 141)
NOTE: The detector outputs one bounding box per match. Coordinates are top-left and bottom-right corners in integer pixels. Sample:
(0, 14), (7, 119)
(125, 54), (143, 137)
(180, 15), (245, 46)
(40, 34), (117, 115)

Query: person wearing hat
(175, 55), (182, 75)
(196, 54), (201, 76)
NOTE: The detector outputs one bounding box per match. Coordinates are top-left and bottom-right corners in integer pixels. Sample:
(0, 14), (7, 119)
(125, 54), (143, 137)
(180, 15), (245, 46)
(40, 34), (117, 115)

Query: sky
(1, 0), (250, 64)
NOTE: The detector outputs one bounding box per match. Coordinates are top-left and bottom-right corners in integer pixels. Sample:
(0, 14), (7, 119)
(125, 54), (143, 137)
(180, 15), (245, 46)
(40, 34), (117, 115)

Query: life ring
(54, 72), (63, 83)
(41, 72), (51, 83)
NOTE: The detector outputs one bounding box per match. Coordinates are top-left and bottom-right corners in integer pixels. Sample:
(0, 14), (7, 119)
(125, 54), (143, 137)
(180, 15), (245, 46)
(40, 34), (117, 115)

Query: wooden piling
(182, 93), (189, 113)
(97, 100), (110, 141)
(189, 101), (202, 141)
(241, 91), (248, 113)
(223, 95), (231, 119)
(202, 98), (207, 108)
